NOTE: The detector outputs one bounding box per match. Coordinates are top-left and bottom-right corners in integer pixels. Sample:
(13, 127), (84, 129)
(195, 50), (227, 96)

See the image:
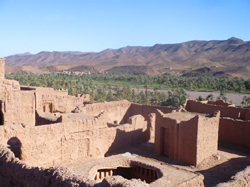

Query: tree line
(6, 73), (250, 107)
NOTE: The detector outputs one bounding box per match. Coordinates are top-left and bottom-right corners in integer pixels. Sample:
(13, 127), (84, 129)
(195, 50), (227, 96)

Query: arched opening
(7, 137), (21, 159)
(0, 101), (4, 125)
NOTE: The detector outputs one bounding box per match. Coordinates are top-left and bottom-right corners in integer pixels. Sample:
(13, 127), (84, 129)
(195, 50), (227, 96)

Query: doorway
(0, 101), (3, 125)
(7, 137), (21, 159)
(162, 127), (170, 157)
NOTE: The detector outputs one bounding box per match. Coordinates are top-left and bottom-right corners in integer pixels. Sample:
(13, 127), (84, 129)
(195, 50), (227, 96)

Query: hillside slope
(4, 37), (250, 77)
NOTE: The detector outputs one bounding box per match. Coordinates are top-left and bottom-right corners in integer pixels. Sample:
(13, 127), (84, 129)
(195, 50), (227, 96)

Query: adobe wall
(0, 79), (22, 125)
(155, 110), (219, 166)
(178, 112), (220, 165)
(154, 110), (178, 159)
(32, 86), (89, 113)
(20, 91), (36, 127)
(131, 103), (176, 141)
(83, 100), (132, 124)
(185, 100), (250, 148)
(196, 111), (220, 165)
(185, 100), (250, 120)
(0, 58), (5, 79)
(0, 113), (147, 167)
(0, 144), (96, 187)
(207, 100), (234, 107)
(178, 116), (199, 165)
(219, 118), (250, 147)
(0, 144), (204, 187)
(131, 103), (175, 120)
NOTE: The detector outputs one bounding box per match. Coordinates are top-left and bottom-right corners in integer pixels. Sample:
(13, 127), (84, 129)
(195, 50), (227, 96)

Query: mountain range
(5, 37), (250, 78)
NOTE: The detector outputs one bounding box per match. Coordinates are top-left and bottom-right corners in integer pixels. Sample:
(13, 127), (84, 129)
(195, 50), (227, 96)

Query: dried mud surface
(69, 142), (250, 187)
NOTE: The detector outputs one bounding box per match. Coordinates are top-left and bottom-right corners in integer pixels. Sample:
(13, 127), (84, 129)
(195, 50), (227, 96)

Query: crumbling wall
(83, 100), (132, 124)
(33, 86), (89, 113)
(216, 166), (250, 187)
(207, 100), (234, 107)
(0, 144), (95, 187)
(185, 100), (249, 120)
(219, 118), (250, 147)
(131, 103), (175, 122)
(131, 103), (176, 141)
(0, 113), (147, 167)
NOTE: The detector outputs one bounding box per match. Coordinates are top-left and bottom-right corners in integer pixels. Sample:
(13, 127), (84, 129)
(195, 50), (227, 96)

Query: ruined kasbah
(1, 57), (250, 187)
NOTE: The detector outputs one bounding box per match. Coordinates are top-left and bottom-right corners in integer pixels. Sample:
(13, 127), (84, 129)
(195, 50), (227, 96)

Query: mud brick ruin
(154, 110), (220, 166)
(1, 57), (250, 186)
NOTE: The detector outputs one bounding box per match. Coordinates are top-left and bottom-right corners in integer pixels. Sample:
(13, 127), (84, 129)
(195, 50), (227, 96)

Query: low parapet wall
(185, 100), (250, 148)
(131, 103), (175, 120)
(83, 100), (132, 124)
(207, 100), (234, 107)
(219, 118), (250, 148)
(0, 144), (95, 187)
(185, 100), (250, 120)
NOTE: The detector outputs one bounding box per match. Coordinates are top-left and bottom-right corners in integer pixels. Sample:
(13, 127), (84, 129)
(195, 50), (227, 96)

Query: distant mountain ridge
(4, 37), (250, 77)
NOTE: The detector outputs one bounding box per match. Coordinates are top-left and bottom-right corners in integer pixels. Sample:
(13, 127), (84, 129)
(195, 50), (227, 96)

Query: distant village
(59, 69), (108, 75)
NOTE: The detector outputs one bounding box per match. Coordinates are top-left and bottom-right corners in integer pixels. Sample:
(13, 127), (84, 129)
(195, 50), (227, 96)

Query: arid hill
(66, 65), (98, 73)
(181, 67), (229, 78)
(5, 37), (250, 77)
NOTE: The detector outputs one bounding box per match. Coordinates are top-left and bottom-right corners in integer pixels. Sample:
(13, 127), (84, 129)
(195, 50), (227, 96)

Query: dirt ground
(69, 142), (250, 187)
(107, 142), (250, 187)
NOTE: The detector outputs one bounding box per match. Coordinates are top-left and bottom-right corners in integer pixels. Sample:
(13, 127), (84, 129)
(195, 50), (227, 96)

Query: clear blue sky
(1, 0), (250, 58)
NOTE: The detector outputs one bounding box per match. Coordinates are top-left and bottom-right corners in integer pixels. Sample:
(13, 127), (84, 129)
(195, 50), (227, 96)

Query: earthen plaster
(154, 110), (220, 166)
(1, 60), (250, 186)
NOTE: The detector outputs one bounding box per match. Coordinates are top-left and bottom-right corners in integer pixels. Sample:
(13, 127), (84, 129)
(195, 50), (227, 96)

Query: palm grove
(6, 73), (250, 107)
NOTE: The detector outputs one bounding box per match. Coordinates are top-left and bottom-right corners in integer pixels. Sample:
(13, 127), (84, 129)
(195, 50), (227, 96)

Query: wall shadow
(106, 141), (189, 166)
(199, 157), (250, 187)
(119, 105), (133, 124)
(35, 111), (62, 126)
(105, 128), (145, 156)
(218, 142), (250, 155)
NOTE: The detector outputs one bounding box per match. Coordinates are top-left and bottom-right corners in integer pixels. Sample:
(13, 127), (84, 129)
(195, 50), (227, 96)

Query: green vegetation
(6, 73), (250, 107)
(160, 89), (189, 107)
(241, 96), (250, 108)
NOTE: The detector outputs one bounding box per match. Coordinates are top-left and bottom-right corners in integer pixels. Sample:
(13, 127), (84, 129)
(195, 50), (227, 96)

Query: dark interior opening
(0, 101), (3, 125)
(7, 137), (21, 159)
(20, 86), (36, 91)
(96, 165), (158, 184)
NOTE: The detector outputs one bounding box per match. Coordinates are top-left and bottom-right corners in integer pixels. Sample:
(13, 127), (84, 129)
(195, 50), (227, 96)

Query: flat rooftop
(162, 111), (207, 121)
(61, 112), (95, 121)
